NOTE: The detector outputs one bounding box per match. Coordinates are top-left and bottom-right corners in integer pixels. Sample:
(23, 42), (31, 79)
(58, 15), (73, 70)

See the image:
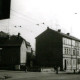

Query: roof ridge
(36, 28), (80, 41)
(48, 28), (80, 41)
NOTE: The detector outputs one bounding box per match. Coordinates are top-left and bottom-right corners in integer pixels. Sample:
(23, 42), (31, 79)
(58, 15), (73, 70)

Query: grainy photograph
(0, 0), (80, 80)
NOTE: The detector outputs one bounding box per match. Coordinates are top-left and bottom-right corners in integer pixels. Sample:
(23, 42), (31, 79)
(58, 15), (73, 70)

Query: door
(64, 59), (67, 70)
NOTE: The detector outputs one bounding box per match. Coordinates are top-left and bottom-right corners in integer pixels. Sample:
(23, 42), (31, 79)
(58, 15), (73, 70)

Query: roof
(0, 31), (9, 38)
(36, 28), (80, 41)
(4, 35), (23, 46)
(0, 33), (30, 47)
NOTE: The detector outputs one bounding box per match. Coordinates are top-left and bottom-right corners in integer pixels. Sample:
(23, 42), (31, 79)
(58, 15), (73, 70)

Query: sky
(0, 0), (80, 50)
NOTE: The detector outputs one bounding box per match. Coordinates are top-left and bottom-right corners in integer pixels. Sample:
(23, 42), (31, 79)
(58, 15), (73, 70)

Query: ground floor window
(77, 58), (80, 64)
(72, 59), (76, 66)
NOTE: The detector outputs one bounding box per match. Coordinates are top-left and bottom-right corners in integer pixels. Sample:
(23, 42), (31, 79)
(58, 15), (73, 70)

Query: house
(0, 32), (32, 70)
(35, 27), (80, 71)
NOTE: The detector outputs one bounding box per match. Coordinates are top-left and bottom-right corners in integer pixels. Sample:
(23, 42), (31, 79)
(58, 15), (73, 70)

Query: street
(0, 70), (80, 80)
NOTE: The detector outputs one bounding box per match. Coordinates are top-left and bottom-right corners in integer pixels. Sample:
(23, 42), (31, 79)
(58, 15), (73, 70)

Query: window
(68, 59), (71, 65)
(63, 38), (72, 45)
(66, 39), (68, 45)
(67, 48), (68, 54)
(77, 58), (80, 64)
(66, 39), (69, 45)
(73, 49), (76, 55)
(75, 41), (79, 47)
(64, 47), (70, 55)
(72, 40), (75, 46)
(63, 38), (66, 44)
(69, 39), (71, 45)
(69, 48), (71, 54)
(77, 42), (79, 47)
(73, 59), (76, 65)
(65, 48), (66, 54)
(77, 50), (79, 56)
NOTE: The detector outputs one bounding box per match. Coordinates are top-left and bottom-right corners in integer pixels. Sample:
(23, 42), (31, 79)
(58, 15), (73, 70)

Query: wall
(62, 37), (80, 71)
(0, 46), (20, 70)
(20, 40), (27, 65)
(36, 29), (63, 69)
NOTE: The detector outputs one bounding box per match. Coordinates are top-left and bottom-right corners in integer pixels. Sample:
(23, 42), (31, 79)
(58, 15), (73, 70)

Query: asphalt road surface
(0, 70), (80, 80)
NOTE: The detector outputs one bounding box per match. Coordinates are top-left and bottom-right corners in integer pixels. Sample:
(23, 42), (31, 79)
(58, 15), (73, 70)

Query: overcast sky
(0, 0), (80, 50)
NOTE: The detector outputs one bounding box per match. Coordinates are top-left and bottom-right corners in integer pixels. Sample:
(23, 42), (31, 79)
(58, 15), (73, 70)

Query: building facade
(36, 28), (80, 71)
(63, 37), (80, 71)
(0, 32), (32, 70)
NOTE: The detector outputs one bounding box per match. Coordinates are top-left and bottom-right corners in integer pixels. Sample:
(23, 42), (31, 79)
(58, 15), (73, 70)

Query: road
(0, 70), (80, 80)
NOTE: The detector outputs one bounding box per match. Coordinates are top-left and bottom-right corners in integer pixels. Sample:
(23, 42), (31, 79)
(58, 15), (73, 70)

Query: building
(0, 32), (31, 70)
(36, 27), (80, 71)
(0, 0), (11, 19)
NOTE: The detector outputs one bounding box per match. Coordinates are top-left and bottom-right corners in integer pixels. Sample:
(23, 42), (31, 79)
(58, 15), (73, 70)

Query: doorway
(64, 59), (67, 70)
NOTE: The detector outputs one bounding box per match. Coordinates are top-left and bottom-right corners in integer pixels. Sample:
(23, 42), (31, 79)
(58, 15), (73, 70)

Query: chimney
(18, 33), (20, 38)
(47, 27), (49, 29)
(58, 29), (61, 32)
(67, 33), (70, 36)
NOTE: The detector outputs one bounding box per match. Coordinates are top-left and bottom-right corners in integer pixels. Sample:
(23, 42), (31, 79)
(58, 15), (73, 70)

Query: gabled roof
(4, 35), (31, 47)
(36, 28), (80, 41)
(0, 33), (30, 47)
(4, 35), (23, 46)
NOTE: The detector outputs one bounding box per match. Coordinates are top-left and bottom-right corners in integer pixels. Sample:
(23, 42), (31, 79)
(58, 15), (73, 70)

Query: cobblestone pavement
(0, 70), (80, 80)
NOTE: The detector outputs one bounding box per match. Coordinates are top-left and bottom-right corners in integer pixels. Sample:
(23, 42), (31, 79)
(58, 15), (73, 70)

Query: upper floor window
(69, 39), (71, 45)
(64, 47), (71, 55)
(75, 41), (79, 47)
(79, 42), (80, 47)
(67, 59), (71, 66)
(64, 48), (66, 54)
(72, 40), (75, 46)
(73, 49), (76, 56)
(63, 37), (71, 45)
(63, 38), (66, 44)
(77, 50), (79, 56)
(68, 48), (71, 55)
(73, 59), (76, 65)
(77, 58), (80, 64)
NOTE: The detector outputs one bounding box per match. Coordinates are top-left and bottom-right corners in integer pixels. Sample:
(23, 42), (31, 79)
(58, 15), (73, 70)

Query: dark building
(36, 28), (80, 71)
(0, 0), (11, 19)
(0, 32), (32, 70)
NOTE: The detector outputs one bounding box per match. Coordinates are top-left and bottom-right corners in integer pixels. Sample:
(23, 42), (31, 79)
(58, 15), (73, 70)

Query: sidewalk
(0, 70), (80, 80)
(59, 70), (80, 74)
(0, 70), (26, 79)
